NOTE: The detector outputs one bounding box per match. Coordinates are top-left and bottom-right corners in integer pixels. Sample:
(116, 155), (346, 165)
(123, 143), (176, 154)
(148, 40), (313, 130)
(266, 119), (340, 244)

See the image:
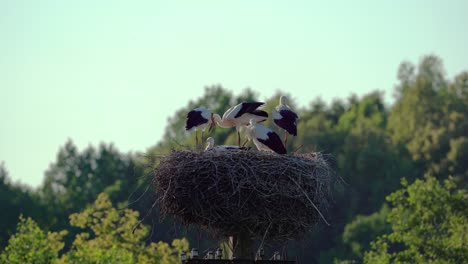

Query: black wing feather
(258, 131), (287, 154)
(274, 109), (298, 136)
(279, 109), (298, 120)
(185, 110), (208, 130)
(251, 110), (268, 118)
(234, 102), (265, 118)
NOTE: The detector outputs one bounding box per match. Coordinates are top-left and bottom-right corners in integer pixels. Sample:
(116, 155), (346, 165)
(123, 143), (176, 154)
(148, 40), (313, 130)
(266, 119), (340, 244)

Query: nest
(151, 150), (334, 242)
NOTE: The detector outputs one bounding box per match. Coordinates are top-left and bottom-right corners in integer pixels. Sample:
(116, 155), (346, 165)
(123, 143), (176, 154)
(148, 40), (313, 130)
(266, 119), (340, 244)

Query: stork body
(186, 107), (213, 146)
(272, 96), (298, 145)
(211, 102), (268, 146)
(246, 119), (287, 154)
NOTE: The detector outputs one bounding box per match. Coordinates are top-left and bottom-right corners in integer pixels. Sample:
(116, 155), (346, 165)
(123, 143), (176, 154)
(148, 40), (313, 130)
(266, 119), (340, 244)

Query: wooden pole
(228, 231), (253, 260)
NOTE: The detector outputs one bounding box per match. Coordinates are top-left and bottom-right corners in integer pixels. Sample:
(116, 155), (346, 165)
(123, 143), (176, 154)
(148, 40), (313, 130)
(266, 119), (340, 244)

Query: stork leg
(242, 139), (249, 147)
(195, 130), (198, 147)
(238, 131), (241, 147)
(201, 130), (205, 145)
(284, 131), (289, 145)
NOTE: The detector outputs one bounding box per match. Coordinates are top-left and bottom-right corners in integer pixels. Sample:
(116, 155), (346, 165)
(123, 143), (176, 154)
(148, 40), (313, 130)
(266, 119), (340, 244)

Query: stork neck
(213, 114), (232, 128)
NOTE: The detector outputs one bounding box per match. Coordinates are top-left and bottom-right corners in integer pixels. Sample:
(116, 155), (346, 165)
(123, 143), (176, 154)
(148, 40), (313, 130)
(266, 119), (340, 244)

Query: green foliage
(342, 204), (391, 259)
(364, 176), (468, 263)
(1, 194), (188, 264)
(337, 91), (386, 131)
(0, 163), (46, 248)
(41, 140), (145, 231)
(0, 216), (67, 264)
(388, 56), (468, 185)
(61, 193), (188, 264)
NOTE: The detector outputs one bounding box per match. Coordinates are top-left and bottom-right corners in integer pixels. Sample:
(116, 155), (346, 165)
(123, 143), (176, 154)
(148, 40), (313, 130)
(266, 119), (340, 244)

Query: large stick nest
(152, 150), (334, 242)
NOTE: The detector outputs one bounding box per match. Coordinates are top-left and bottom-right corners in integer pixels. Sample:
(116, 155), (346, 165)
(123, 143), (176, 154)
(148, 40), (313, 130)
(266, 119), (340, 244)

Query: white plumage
(211, 102), (268, 146)
(245, 119), (287, 154)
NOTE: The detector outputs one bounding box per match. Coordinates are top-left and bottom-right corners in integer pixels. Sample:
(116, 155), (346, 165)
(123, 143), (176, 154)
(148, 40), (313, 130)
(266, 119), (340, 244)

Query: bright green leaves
(0, 216), (67, 264)
(1, 194), (189, 264)
(63, 193), (188, 264)
(363, 176), (468, 263)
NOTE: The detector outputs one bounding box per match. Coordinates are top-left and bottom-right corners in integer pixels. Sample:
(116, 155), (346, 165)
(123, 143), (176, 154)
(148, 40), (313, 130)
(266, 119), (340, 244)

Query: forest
(1, 55), (467, 263)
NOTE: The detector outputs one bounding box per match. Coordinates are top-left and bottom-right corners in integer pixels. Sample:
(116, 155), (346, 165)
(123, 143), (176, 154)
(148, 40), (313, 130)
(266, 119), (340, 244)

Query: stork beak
(208, 115), (215, 133)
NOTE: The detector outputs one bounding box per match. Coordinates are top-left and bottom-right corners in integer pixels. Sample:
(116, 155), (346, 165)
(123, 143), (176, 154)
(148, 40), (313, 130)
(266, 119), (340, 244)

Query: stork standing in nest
(272, 96), (299, 145)
(245, 119), (287, 154)
(210, 102), (268, 146)
(185, 107), (214, 146)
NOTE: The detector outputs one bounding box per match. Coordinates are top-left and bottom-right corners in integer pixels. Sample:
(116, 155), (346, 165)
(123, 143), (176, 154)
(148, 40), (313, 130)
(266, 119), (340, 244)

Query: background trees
(1, 55), (466, 263)
(40, 140), (147, 232)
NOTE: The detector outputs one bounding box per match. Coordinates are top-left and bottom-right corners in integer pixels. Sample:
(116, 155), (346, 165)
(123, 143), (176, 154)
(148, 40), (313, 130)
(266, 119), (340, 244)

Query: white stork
(245, 119), (287, 154)
(210, 102), (268, 146)
(205, 137), (245, 152)
(272, 96), (299, 145)
(185, 107), (213, 146)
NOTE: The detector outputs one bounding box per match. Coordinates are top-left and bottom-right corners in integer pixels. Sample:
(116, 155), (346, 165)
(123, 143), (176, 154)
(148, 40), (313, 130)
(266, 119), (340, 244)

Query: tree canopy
(364, 175), (467, 263)
(1, 193), (188, 264)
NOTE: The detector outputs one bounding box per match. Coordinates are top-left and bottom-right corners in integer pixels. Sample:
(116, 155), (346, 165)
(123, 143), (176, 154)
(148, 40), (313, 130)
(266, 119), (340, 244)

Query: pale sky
(1, 0), (467, 187)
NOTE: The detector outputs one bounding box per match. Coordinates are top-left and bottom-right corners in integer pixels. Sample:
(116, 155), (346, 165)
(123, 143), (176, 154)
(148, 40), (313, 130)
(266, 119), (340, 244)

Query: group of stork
(185, 96), (298, 154)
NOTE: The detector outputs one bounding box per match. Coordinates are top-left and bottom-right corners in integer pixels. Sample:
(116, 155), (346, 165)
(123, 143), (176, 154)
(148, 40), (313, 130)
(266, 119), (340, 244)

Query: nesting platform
(152, 150), (334, 242)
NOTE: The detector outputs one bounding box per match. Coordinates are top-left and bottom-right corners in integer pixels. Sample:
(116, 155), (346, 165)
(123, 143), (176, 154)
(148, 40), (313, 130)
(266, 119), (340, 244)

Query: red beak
(208, 115), (215, 133)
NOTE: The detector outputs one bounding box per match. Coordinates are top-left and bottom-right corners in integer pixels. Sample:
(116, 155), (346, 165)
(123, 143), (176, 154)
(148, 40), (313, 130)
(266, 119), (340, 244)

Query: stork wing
(186, 110), (208, 130)
(257, 131), (287, 154)
(234, 102), (265, 118)
(279, 109), (298, 120)
(274, 109), (298, 135)
(251, 110), (268, 119)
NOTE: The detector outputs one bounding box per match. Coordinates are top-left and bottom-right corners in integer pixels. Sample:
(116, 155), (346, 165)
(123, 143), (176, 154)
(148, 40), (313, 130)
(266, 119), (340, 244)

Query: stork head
(280, 95), (287, 105)
(205, 137), (215, 150)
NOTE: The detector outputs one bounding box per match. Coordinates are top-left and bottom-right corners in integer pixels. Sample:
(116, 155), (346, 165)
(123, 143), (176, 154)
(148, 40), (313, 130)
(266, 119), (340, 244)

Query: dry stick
(118, 184), (150, 210)
(257, 221), (272, 258)
(288, 175), (330, 226)
(133, 197), (159, 234)
(293, 144), (304, 153)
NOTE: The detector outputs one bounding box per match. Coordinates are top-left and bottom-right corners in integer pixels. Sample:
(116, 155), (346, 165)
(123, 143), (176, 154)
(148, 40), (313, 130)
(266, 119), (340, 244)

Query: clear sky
(1, 0), (467, 187)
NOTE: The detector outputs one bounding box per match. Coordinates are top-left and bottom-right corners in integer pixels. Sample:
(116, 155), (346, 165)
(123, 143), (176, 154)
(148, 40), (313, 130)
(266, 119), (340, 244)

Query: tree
(0, 216), (67, 264)
(364, 176), (467, 263)
(308, 92), (413, 263)
(61, 193), (188, 264)
(341, 205), (391, 260)
(0, 163), (46, 248)
(40, 140), (145, 230)
(1, 194), (188, 264)
(388, 55), (468, 186)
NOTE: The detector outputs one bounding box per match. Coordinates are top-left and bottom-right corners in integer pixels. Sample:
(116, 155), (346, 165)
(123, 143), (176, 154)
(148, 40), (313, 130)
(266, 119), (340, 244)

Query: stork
(205, 137), (245, 152)
(245, 119), (287, 154)
(272, 96), (299, 145)
(185, 107), (213, 146)
(210, 102), (268, 146)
